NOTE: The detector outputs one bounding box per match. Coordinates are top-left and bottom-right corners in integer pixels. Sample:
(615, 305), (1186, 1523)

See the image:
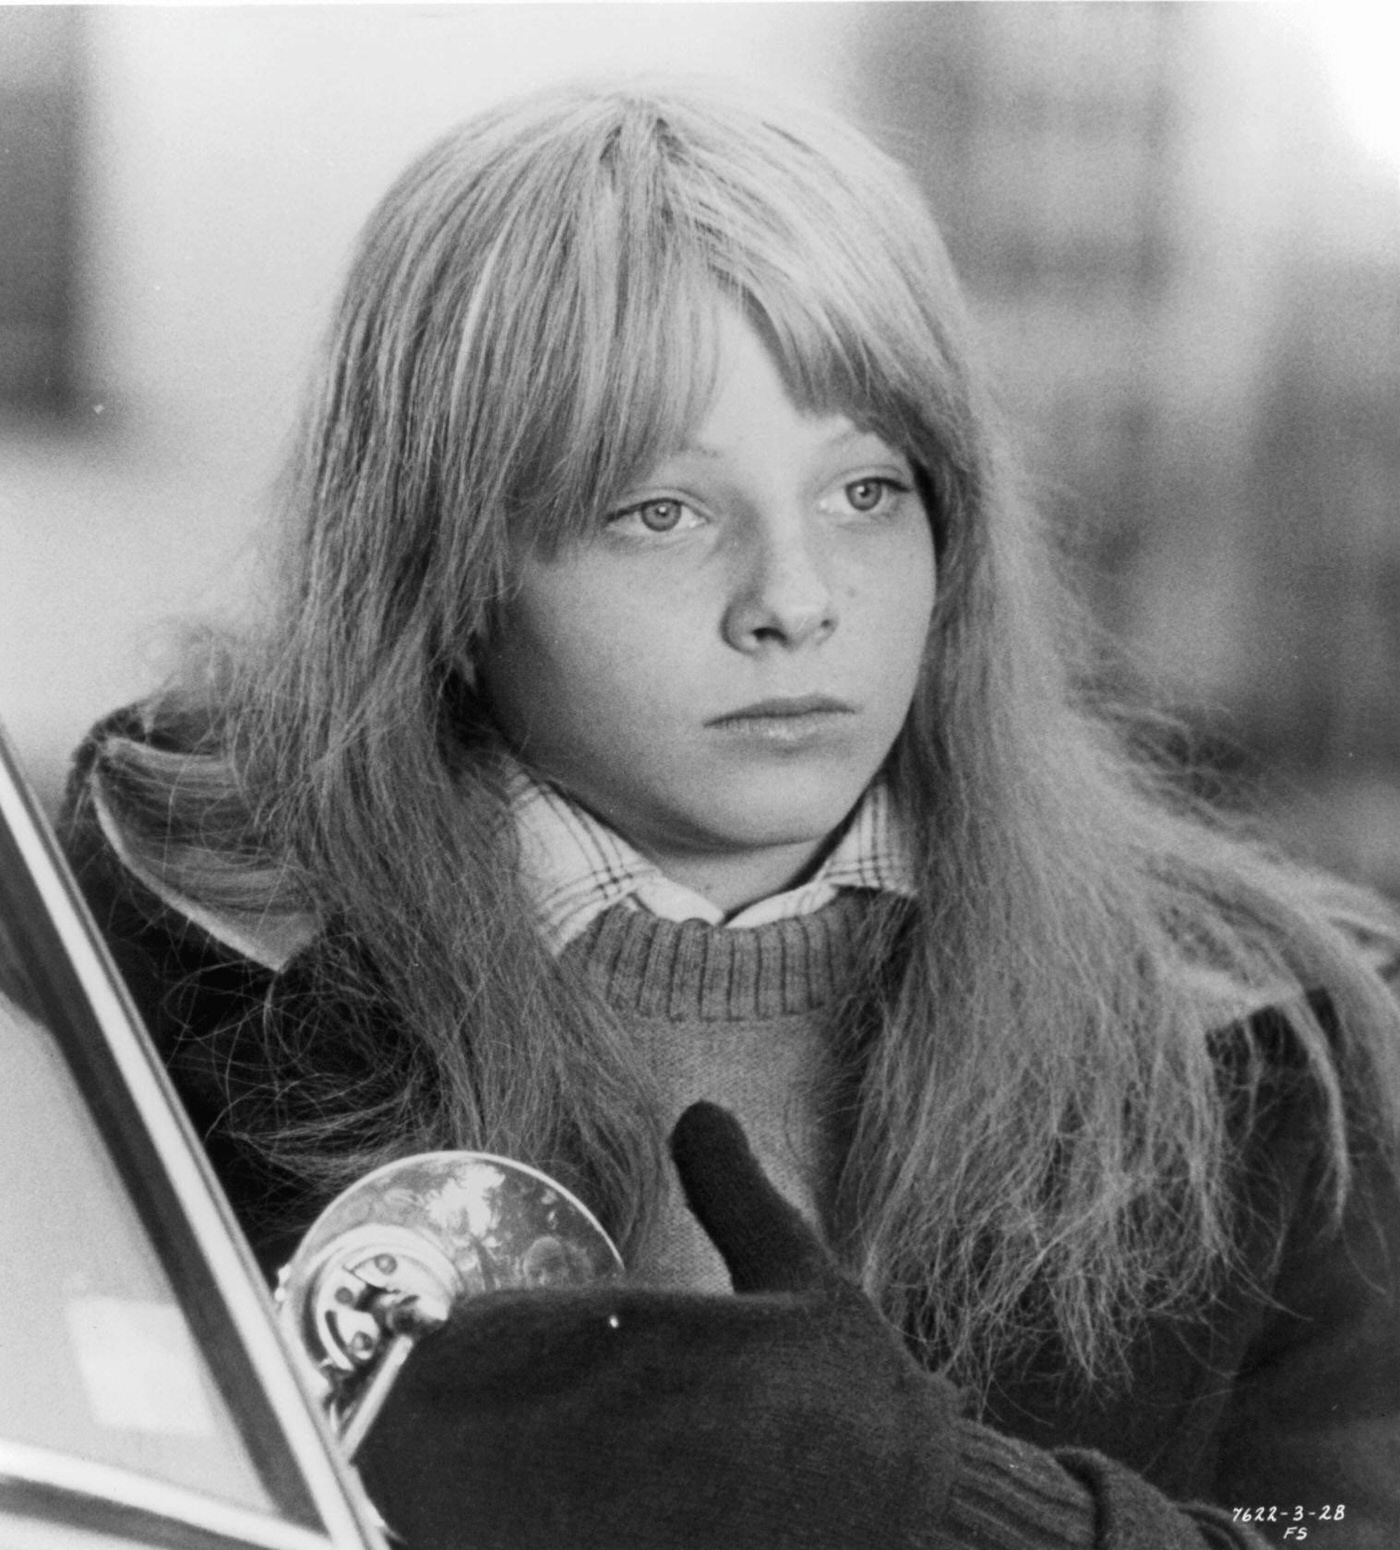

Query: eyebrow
(675, 425), (885, 460)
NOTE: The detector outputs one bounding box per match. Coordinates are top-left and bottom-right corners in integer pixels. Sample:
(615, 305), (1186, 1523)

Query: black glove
(355, 1101), (960, 1549)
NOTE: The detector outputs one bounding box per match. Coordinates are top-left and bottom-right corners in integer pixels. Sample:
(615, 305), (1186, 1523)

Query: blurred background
(1, 3), (1397, 889)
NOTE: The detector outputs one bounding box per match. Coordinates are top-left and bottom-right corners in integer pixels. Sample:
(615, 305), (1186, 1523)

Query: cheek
(887, 544), (936, 629)
(909, 558), (939, 658)
(482, 575), (695, 751)
(853, 532), (937, 672)
(479, 588), (571, 743)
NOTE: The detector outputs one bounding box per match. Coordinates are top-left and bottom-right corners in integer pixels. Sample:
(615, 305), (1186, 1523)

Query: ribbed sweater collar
(564, 892), (903, 1021)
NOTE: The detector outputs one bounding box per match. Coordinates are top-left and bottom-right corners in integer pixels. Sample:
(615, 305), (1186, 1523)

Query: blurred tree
(0, 6), (83, 415)
(851, 1), (1400, 889)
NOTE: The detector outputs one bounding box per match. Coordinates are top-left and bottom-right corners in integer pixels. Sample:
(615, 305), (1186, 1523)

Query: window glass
(0, 769), (328, 1535)
(0, 984), (275, 1511)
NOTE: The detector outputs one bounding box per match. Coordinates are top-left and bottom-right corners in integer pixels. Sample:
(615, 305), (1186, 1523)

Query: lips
(707, 695), (855, 725)
(704, 696), (857, 752)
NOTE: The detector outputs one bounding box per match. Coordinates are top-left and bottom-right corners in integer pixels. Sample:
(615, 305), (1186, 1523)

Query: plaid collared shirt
(509, 767), (918, 954)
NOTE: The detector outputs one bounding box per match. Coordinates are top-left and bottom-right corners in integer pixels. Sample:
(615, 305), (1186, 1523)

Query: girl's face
(480, 310), (937, 911)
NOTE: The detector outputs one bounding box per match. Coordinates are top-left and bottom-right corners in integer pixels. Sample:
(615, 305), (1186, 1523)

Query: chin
(693, 779), (867, 850)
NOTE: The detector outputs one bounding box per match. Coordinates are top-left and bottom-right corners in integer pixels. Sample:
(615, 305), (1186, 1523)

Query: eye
(607, 498), (703, 536)
(838, 477), (907, 516)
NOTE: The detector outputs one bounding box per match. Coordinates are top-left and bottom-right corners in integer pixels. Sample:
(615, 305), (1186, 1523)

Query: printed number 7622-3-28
(1230, 1506), (1346, 1537)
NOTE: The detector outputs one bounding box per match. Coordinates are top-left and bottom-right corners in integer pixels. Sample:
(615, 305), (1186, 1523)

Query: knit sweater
(564, 898), (866, 1292)
(58, 735), (1400, 1549)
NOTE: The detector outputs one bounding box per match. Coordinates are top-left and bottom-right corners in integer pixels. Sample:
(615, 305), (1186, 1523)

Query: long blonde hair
(85, 78), (1400, 1397)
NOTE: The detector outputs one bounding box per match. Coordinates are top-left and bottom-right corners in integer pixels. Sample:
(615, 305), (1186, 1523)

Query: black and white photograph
(2, 6), (1399, 1548)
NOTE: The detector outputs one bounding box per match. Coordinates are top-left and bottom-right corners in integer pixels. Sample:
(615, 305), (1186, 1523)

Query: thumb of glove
(669, 1100), (847, 1297)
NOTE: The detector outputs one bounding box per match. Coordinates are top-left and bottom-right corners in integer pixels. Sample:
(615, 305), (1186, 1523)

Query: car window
(0, 983), (275, 1511)
(0, 733), (381, 1549)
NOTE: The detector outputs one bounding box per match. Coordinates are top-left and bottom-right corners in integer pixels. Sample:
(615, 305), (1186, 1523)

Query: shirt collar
(508, 766), (918, 954)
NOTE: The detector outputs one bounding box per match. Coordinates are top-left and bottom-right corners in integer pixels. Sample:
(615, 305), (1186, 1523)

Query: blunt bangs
(424, 84), (981, 565)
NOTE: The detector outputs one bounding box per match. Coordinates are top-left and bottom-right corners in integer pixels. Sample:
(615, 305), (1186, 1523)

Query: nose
(721, 511), (837, 653)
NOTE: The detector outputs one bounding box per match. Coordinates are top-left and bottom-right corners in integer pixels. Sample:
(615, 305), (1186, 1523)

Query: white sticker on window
(65, 1296), (218, 1436)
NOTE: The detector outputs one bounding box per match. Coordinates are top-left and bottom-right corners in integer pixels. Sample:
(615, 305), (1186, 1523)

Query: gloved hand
(355, 1101), (960, 1549)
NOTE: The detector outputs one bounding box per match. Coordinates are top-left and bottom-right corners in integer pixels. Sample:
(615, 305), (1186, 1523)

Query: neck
(632, 835), (829, 916)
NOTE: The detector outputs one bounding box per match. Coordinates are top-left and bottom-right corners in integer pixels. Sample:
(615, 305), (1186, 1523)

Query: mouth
(708, 695), (856, 725)
(705, 697), (858, 750)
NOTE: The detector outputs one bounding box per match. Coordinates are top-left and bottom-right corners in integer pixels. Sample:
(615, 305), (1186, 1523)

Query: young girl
(62, 78), (1400, 1549)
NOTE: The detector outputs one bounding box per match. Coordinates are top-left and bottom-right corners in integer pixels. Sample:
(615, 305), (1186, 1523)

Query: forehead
(643, 305), (907, 471)
(513, 288), (902, 550)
